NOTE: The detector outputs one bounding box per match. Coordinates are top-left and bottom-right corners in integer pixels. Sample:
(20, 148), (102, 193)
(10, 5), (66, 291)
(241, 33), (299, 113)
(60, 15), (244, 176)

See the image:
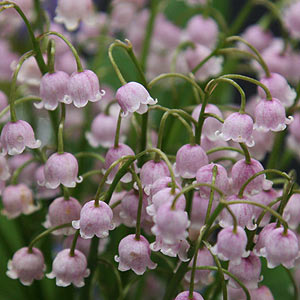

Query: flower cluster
(1, 0), (300, 299)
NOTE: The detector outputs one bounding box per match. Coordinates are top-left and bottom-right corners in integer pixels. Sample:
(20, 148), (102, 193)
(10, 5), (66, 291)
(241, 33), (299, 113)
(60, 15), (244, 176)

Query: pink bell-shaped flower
(42, 152), (82, 189)
(195, 163), (230, 198)
(86, 113), (125, 148)
(216, 112), (254, 147)
(140, 159), (170, 194)
(43, 196), (81, 235)
(227, 252), (262, 289)
(149, 176), (173, 199)
(185, 15), (218, 48)
(192, 104), (223, 141)
(254, 98), (293, 132)
(116, 82), (157, 117)
(47, 249), (90, 287)
(258, 72), (296, 107)
(36, 71), (69, 111)
(104, 143), (135, 184)
(174, 291), (204, 300)
(147, 187), (185, 217)
(2, 184), (39, 219)
(254, 222), (277, 257)
(1, 120), (41, 155)
(219, 195), (256, 230)
(174, 144), (208, 179)
(115, 234), (157, 275)
(63, 70), (105, 108)
(151, 202), (190, 245)
(54, 0), (94, 31)
(265, 227), (299, 269)
(283, 193), (300, 229)
(7, 247), (45, 286)
(150, 236), (190, 261)
(231, 158), (271, 195)
(211, 226), (249, 265)
(184, 247), (214, 285)
(72, 200), (115, 239)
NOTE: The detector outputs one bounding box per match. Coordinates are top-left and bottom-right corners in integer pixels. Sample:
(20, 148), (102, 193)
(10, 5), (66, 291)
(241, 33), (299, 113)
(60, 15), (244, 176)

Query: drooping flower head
(47, 249), (90, 287)
(7, 247), (45, 286)
(1, 120), (41, 155)
(116, 82), (157, 117)
(72, 200), (115, 239)
(41, 152), (82, 189)
(115, 234), (157, 275)
(64, 70), (105, 108)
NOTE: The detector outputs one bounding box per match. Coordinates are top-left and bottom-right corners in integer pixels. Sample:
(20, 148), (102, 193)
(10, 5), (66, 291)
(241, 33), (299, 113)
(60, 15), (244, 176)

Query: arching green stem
(239, 143), (251, 164)
(206, 77), (247, 113)
(204, 242), (228, 300)
(28, 223), (72, 251)
(38, 31), (83, 72)
(238, 169), (291, 198)
(69, 229), (80, 256)
(217, 47), (259, 62)
(148, 73), (205, 101)
(156, 111), (195, 159)
(222, 74), (272, 100)
(108, 42), (127, 85)
(75, 152), (105, 163)
(94, 155), (135, 205)
(191, 266), (251, 300)
(0, 1), (47, 73)
(203, 113), (224, 124)
(195, 93), (208, 144)
(223, 199), (288, 232)
(9, 50), (35, 122)
(172, 183), (224, 209)
(224, 204), (238, 232)
(11, 158), (36, 185)
(47, 39), (56, 73)
(226, 36), (270, 77)
(171, 41), (195, 73)
(81, 170), (103, 181)
(206, 146), (244, 156)
(0, 96), (41, 119)
(149, 105), (198, 126)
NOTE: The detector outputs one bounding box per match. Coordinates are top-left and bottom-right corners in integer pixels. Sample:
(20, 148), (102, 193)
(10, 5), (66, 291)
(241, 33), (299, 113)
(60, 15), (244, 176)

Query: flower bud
(283, 193), (300, 229)
(1, 120), (41, 155)
(7, 247), (45, 286)
(47, 249), (90, 287)
(115, 234), (157, 275)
